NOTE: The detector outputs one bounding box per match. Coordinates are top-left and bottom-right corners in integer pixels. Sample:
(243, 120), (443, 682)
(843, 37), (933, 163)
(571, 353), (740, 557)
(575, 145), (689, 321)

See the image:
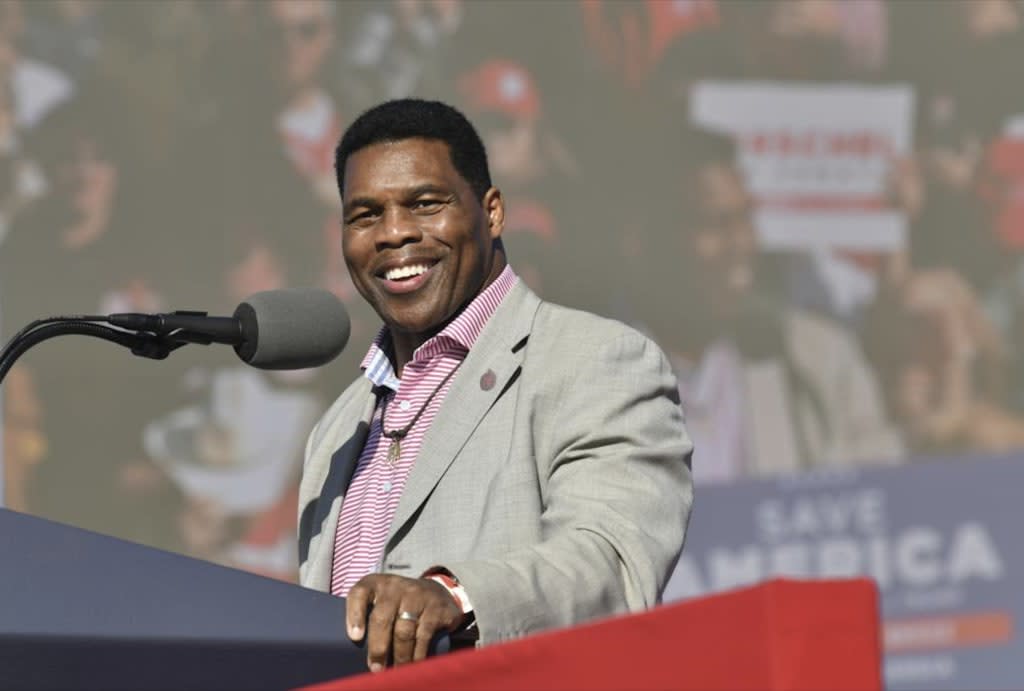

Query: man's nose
(375, 207), (423, 250)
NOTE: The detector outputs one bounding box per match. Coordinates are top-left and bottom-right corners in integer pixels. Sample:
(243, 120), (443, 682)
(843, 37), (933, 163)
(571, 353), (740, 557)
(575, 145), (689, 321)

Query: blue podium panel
(0, 509), (366, 690)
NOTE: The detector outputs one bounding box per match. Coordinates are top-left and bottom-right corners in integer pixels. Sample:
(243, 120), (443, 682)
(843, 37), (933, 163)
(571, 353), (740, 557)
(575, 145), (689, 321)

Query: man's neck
(387, 257), (508, 377)
(389, 332), (429, 378)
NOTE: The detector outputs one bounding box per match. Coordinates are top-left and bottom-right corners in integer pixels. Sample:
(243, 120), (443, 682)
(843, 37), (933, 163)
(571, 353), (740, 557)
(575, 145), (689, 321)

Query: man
(636, 127), (903, 486)
(297, 99), (692, 670)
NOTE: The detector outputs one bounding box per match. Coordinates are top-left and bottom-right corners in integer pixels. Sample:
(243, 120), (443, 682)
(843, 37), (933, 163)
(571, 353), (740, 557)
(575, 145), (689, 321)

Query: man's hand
(346, 574), (464, 671)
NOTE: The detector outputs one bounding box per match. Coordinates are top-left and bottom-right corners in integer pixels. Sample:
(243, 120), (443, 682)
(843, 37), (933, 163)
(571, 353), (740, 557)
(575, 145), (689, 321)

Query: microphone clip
(128, 332), (190, 360)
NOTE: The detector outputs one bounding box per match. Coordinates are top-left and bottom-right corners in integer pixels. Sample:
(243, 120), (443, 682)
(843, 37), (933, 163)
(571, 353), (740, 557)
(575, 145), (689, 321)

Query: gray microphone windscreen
(233, 289), (350, 370)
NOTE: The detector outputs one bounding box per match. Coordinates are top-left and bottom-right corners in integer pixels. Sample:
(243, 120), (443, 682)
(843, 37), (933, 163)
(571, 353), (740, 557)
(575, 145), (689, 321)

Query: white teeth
(385, 263), (430, 281)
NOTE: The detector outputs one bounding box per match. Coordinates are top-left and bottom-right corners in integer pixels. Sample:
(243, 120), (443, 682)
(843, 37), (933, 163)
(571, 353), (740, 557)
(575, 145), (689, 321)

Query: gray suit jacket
(297, 281), (693, 644)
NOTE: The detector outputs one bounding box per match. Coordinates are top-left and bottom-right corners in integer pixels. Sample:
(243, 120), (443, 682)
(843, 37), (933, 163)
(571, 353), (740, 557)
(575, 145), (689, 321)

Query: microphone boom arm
(0, 320), (195, 386)
(0, 288), (349, 383)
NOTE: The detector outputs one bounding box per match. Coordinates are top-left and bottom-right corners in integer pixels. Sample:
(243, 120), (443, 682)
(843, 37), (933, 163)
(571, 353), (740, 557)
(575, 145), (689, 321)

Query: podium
(306, 578), (882, 691)
(0, 507), (882, 690)
(0, 509), (366, 690)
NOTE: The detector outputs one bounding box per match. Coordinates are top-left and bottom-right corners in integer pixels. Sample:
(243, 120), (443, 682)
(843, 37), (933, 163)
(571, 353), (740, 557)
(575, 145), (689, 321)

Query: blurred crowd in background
(1, 0), (1023, 581)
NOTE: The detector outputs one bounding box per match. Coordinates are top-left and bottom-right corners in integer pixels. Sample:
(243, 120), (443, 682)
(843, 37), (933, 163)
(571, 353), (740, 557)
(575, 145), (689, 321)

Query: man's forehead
(350, 138), (453, 164)
(344, 140), (459, 195)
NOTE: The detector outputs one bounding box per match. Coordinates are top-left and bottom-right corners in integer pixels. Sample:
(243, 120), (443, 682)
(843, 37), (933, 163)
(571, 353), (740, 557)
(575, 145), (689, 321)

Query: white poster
(692, 81), (915, 253)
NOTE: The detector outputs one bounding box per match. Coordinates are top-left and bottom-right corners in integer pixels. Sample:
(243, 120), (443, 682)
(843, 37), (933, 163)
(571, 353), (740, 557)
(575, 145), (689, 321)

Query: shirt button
(382, 481), (393, 493)
(399, 400), (411, 412)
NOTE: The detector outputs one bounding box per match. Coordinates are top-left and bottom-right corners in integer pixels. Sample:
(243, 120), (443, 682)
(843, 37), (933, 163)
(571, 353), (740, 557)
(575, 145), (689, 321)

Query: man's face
(268, 0), (333, 92)
(685, 163), (757, 301)
(341, 138), (503, 339)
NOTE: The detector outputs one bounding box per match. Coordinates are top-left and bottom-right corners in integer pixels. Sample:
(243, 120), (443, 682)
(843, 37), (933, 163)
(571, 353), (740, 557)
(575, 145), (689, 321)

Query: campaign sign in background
(664, 454), (1021, 690)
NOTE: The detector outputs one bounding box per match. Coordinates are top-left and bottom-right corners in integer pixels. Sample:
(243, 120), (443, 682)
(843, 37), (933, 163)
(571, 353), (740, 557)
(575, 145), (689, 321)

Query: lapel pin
(480, 369), (496, 391)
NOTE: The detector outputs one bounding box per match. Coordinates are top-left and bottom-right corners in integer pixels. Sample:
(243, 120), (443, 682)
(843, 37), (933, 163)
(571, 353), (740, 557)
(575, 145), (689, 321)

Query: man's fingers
(345, 579), (375, 641)
(410, 600), (464, 662)
(366, 598), (398, 672)
(391, 605), (421, 666)
(347, 575), (465, 670)
(412, 611), (443, 662)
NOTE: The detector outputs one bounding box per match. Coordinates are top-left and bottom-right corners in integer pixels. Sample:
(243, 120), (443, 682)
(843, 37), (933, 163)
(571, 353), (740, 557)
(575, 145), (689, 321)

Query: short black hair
(334, 99), (493, 201)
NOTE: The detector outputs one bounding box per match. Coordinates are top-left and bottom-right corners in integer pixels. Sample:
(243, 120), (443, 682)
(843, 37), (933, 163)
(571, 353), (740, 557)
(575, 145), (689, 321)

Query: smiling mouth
(383, 262), (434, 281)
(376, 260), (440, 294)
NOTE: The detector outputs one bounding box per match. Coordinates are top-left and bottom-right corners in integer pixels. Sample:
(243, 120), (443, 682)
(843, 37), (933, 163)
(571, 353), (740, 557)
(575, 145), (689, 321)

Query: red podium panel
(303, 578), (881, 691)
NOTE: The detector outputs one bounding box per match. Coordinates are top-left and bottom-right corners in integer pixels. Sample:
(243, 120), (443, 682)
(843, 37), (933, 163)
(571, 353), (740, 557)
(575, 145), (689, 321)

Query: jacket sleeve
(443, 329), (694, 644)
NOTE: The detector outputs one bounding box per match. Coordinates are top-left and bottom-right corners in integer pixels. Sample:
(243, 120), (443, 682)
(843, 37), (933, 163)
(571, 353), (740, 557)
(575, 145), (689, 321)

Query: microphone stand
(0, 314), (222, 387)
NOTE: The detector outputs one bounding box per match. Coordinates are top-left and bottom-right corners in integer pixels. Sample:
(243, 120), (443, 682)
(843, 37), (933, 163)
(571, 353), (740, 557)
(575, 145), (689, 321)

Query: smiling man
(297, 99), (693, 671)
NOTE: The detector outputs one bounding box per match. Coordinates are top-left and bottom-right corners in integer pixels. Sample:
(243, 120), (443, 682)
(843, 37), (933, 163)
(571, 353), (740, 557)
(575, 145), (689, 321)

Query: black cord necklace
(380, 362), (462, 464)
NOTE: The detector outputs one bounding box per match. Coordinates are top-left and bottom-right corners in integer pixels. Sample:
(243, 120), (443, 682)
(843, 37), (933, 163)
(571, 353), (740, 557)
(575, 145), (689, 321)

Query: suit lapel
(306, 378), (378, 587)
(385, 282), (540, 548)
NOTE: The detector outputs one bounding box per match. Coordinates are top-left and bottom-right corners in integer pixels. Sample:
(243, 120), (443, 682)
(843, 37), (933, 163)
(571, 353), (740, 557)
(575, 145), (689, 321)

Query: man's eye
(413, 199), (444, 211)
(347, 211), (375, 225)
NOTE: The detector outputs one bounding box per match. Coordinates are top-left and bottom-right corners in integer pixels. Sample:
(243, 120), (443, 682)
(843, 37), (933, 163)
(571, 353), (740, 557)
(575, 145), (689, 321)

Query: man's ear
(483, 187), (505, 240)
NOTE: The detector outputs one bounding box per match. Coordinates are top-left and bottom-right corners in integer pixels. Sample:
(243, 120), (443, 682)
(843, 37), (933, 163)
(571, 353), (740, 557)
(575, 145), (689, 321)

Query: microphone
(108, 288), (350, 370)
(233, 289), (350, 369)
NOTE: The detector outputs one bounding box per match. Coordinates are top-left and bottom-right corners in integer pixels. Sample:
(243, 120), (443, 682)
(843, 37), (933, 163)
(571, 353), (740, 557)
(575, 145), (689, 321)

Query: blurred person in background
(888, 0), (1021, 292)
(2, 364), (46, 513)
(341, 0), (466, 111)
(882, 1), (1021, 295)
(455, 59), (583, 301)
(2, 90), (181, 546)
(21, 0), (104, 87)
(888, 111), (999, 295)
(728, 0), (888, 81)
(637, 126), (903, 484)
(962, 2), (1024, 412)
(140, 234), (322, 578)
(248, 0), (364, 308)
(265, 0), (343, 213)
(0, 0), (73, 130)
(0, 68), (45, 249)
(85, 1), (209, 181)
(0, 0), (71, 247)
(8, 96), (137, 316)
(580, 0), (726, 94)
(976, 133), (1024, 413)
(883, 0), (1024, 421)
(12, 1), (223, 308)
(188, 0), (363, 328)
(864, 267), (1024, 456)
(891, 0), (1021, 144)
(457, 60), (579, 192)
(576, 0), (726, 110)
(877, 146), (1010, 421)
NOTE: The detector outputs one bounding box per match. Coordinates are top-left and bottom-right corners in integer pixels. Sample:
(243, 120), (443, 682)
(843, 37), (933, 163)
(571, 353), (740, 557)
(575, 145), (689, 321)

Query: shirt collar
(360, 265), (519, 391)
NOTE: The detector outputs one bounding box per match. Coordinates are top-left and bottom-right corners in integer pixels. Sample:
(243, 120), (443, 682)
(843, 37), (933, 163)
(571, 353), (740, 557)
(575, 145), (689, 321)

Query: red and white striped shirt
(330, 267), (518, 596)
